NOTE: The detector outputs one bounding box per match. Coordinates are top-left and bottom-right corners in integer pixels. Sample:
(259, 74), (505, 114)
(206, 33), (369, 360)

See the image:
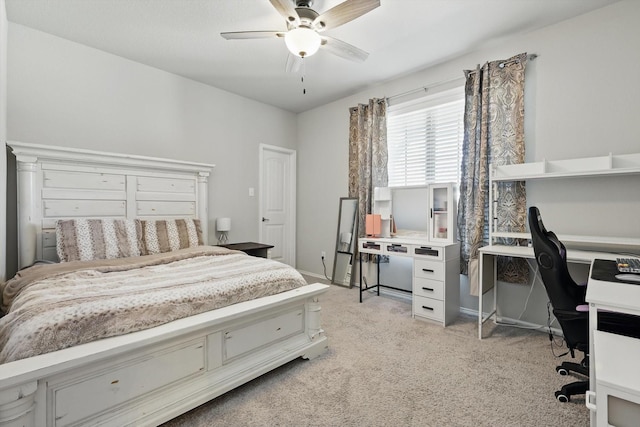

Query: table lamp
(216, 217), (231, 244)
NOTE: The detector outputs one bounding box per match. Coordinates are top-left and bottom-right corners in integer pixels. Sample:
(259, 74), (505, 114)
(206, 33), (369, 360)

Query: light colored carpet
(162, 278), (589, 427)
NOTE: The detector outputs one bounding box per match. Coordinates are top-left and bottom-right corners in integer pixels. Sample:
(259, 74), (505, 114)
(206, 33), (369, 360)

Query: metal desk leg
(478, 252), (497, 339)
(587, 304), (598, 425)
(478, 255), (484, 339)
(376, 254), (380, 296)
(359, 252), (363, 303)
(478, 267), (484, 339)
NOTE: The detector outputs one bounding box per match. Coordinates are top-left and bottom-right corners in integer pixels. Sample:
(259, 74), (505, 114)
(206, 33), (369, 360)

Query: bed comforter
(0, 246), (307, 364)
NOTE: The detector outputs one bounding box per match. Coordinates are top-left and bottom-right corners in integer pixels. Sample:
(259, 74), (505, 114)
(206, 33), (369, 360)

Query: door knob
(262, 217), (270, 222)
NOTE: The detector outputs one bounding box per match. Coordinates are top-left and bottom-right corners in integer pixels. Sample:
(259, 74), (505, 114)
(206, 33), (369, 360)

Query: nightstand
(218, 242), (274, 258)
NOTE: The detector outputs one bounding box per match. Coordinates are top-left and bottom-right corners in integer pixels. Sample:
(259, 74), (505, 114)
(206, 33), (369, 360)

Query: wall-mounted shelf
(489, 151), (640, 246)
(491, 152), (640, 182)
(491, 231), (640, 249)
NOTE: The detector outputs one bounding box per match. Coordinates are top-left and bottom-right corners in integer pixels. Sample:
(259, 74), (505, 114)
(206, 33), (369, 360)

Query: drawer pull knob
(422, 306), (434, 311)
(422, 287), (434, 292)
(422, 268), (434, 273)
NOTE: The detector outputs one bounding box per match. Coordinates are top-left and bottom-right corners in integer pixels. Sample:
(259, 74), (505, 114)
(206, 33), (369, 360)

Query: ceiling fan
(221, 0), (380, 71)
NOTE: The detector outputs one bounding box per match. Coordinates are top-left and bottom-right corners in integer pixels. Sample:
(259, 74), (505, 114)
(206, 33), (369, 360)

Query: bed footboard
(0, 283), (329, 427)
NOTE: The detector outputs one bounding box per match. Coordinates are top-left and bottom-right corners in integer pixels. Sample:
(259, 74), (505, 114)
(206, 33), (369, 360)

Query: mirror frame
(331, 197), (358, 288)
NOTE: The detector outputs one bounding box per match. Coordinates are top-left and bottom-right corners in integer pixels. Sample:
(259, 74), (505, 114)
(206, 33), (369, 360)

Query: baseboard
(494, 316), (563, 336)
(459, 306), (478, 318)
(375, 286), (412, 302)
(297, 270), (329, 282)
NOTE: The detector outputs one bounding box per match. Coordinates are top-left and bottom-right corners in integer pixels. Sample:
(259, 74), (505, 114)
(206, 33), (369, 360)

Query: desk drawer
(413, 296), (444, 322)
(412, 245), (444, 261)
(384, 243), (412, 257)
(359, 240), (382, 255)
(414, 259), (444, 281)
(413, 277), (444, 300)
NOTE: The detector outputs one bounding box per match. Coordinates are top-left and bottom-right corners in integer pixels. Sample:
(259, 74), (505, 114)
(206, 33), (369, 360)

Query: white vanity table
(358, 182), (460, 326)
(358, 234), (460, 326)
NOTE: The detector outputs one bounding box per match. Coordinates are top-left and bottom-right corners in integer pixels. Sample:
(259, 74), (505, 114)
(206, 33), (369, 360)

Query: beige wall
(7, 23), (298, 253)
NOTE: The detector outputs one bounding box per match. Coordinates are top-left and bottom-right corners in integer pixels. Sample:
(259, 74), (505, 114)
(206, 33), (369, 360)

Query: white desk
(358, 236), (460, 326)
(586, 259), (640, 427)
(477, 244), (619, 339)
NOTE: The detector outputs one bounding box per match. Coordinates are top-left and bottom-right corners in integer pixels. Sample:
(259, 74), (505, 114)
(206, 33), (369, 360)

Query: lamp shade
(284, 27), (321, 58)
(216, 217), (231, 232)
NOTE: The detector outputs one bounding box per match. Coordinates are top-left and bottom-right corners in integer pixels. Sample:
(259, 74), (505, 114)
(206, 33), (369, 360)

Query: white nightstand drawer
(413, 296), (444, 322)
(413, 277), (444, 300)
(414, 259), (444, 281)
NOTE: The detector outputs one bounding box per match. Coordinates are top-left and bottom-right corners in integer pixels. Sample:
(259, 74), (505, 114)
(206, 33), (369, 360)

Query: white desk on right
(586, 259), (640, 427)
(477, 244), (619, 339)
(480, 151), (640, 339)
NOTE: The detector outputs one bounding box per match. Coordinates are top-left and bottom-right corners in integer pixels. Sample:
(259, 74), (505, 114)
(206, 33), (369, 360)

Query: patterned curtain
(348, 98), (388, 242)
(458, 53), (529, 296)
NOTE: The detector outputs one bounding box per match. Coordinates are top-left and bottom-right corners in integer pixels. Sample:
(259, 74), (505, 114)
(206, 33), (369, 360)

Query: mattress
(0, 246), (306, 364)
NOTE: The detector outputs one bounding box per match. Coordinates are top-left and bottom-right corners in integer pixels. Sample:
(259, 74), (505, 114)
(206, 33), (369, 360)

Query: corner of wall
(1, 0), (9, 281)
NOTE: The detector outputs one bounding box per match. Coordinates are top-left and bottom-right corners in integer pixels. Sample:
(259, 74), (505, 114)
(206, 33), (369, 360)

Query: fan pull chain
(301, 57), (307, 95)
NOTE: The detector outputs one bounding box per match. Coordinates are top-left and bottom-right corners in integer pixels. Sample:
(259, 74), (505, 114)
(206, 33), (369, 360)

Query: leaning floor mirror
(332, 197), (358, 288)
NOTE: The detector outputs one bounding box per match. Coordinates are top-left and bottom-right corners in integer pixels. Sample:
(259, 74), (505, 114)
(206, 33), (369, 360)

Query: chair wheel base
(555, 391), (570, 402)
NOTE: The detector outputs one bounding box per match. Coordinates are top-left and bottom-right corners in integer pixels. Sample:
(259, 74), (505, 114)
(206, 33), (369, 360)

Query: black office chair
(528, 206), (589, 402)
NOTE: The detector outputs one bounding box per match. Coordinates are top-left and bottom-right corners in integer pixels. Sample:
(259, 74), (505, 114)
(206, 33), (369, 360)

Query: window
(387, 88), (464, 188)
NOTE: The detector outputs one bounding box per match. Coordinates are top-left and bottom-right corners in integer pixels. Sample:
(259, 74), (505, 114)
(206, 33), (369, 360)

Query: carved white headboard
(8, 141), (215, 269)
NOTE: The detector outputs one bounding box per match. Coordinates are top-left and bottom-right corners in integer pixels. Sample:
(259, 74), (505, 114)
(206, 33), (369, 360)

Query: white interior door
(259, 144), (296, 267)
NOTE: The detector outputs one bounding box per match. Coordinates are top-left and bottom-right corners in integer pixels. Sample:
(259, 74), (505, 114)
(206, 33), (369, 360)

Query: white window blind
(387, 88), (464, 188)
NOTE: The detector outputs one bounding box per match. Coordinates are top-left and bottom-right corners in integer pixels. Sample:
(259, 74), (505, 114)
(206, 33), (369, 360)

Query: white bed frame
(0, 142), (329, 427)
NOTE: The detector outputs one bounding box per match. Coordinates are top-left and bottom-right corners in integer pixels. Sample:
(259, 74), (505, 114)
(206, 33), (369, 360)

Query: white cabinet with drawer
(413, 296), (445, 321)
(412, 247), (460, 326)
(358, 236), (459, 326)
(414, 259), (444, 281)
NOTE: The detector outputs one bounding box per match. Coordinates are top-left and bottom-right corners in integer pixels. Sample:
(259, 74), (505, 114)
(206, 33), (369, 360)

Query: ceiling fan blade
(285, 53), (303, 73)
(321, 36), (369, 62)
(221, 31), (285, 40)
(312, 0), (380, 31)
(269, 0), (301, 27)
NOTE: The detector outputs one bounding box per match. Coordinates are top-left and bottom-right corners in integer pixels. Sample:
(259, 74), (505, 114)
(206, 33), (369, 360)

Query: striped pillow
(141, 219), (203, 255)
(56, 219), (144, 262)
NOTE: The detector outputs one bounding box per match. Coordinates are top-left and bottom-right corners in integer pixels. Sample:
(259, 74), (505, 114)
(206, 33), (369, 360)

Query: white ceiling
(6, 0), (618, 113)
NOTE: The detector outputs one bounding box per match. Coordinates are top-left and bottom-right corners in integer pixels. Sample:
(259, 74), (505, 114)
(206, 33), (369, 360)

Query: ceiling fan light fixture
(284, 27), (321, 58)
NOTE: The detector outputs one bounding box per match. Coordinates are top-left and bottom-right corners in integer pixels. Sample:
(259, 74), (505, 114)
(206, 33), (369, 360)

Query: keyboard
(617, 257), (640, 274)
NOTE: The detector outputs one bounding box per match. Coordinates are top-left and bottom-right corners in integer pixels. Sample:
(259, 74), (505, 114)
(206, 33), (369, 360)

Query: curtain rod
(386, 53), (537, 102)
(386, 76), (465, 102)
(496, 52), (537, 69)
(466, 53), (537, 76)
